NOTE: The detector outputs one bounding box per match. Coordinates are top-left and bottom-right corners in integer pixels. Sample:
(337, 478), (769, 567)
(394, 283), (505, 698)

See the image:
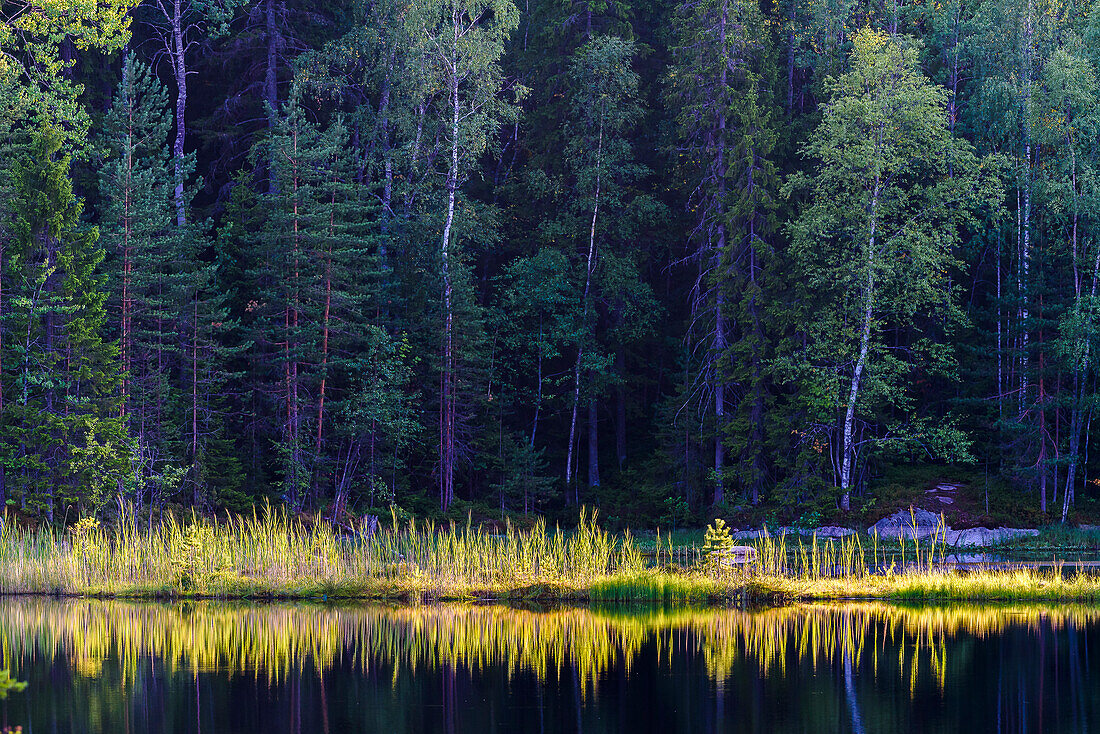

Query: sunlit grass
(0, 507), (1097, 602)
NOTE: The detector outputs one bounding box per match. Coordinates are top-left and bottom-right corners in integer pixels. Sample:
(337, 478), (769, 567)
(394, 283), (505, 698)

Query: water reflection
(0, 599), (1095, 732)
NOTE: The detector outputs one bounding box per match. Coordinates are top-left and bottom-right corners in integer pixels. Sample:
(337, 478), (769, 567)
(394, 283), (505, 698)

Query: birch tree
(559, 35), (642, 501)
(788, 29), (998, 510)
(409, 0), (519, 511)
(139, 0), (245, 223)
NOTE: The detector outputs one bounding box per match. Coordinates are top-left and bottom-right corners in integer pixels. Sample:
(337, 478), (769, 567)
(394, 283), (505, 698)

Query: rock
(810, 526), (856, 538)
(944, 527), (1039, 547)
(868, 508), (946, 540)
(936, 496), (955, 504)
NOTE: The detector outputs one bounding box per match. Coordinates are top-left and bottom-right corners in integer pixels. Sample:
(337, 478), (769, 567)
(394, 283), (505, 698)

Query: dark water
(0, 599), (1095, 733)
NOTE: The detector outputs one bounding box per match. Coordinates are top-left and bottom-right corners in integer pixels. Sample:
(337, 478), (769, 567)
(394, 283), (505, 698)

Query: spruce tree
(3, 127), (126, 518)
(100, 53), (243, 510)
(667, 0), (779, 508)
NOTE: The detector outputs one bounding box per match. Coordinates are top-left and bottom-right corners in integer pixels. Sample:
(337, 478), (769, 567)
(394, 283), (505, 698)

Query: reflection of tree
(0, 671), (24, 700)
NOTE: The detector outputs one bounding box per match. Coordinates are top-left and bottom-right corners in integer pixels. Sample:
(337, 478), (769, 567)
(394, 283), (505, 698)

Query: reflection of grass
(1, 508), (1099, 602)
(0, 598), (1095, 690)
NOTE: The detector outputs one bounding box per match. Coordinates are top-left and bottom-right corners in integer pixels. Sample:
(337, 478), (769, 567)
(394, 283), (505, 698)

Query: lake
(0, 599), (1093, 732)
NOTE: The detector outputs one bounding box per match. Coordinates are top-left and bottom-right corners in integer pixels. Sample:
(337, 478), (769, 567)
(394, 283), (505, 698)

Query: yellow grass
(0, 508), (1096, 603)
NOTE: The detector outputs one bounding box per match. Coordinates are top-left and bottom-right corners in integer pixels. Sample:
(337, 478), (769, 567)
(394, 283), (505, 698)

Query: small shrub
(702, 519), (734, 574)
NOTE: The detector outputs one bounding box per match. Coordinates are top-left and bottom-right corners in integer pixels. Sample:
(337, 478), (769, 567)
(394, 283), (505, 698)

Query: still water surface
(0, 599), (1093, 732)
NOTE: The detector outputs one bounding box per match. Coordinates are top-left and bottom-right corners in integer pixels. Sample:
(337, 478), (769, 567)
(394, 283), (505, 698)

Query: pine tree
(245, 92), (379, 511)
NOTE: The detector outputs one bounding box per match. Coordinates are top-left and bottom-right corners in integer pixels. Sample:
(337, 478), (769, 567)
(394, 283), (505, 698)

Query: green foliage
(1, 127), (127, 519)
(784, 29), (1001, 505)
(5, 0), (1100, 529)
(0, 0), (135, 146)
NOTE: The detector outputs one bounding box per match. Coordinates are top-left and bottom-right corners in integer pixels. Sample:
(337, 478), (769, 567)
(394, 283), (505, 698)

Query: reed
(0, 507), (1096, 603)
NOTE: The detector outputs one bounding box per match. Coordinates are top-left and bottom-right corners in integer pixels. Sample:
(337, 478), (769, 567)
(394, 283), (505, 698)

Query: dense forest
(0, 0), (1096, 527)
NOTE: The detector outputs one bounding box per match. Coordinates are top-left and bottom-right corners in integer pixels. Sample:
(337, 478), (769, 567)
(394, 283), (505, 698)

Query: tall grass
(0, 505), (647, 599)
(0, 507), (1095, 603)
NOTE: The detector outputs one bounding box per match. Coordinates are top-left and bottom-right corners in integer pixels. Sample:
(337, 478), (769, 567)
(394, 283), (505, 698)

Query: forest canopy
(0, 0), (1093, 527)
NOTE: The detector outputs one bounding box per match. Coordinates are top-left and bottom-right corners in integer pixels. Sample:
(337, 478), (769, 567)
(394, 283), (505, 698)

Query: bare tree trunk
(997, 231), (1003, 419)
(315, 188), (335, 495)
(171, 0), (187, 226)
(712, 0), (730, 507)
(786, 0), (796, 114)
(284, 123), (302, 509)
(1019, 0), (1033, 415)
(615, 348), (626, 469)
(748, 221), (765, 506)
(1063, 206), (1100, 523)
(587, 400), (599, 490)
(439, 18), (461, 511)
(121, 68), (133, 421)
(714, 286), (727, 506)
(192, 295), (200, 506)
(264, 0), (280, 193)
(377, 51), (396, 271)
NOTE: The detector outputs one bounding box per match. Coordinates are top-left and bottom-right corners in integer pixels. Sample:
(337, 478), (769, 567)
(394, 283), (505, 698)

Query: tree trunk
(439, 17), (460, 511)
(284, 123), (302, 509)
(264, 0), (280, 193)
(587, 399), (600, 490)
(566, 113), (603, 502)
(615, 348), (626, 469)
(1018, 0), (1033, 415)
(315, 187), (335, 496)
(712, 0), (729, 507)
(192, 295), (201, 506)
(786, 0), (796, 114)
(171, 0), (187, 226)
(748, 221), (765, 506)
(840, 182), (880, 511)
(714, 286), (727, 506)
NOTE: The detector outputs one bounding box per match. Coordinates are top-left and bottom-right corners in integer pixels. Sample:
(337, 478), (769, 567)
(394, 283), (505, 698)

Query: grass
(0, 506), (1098, 603)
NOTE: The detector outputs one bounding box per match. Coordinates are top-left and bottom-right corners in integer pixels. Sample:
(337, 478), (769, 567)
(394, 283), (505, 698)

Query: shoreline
(2, 567), (1099, 605)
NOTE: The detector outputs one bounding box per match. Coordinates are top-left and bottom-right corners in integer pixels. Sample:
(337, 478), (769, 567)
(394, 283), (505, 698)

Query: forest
(0, 0), (1092, 529)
